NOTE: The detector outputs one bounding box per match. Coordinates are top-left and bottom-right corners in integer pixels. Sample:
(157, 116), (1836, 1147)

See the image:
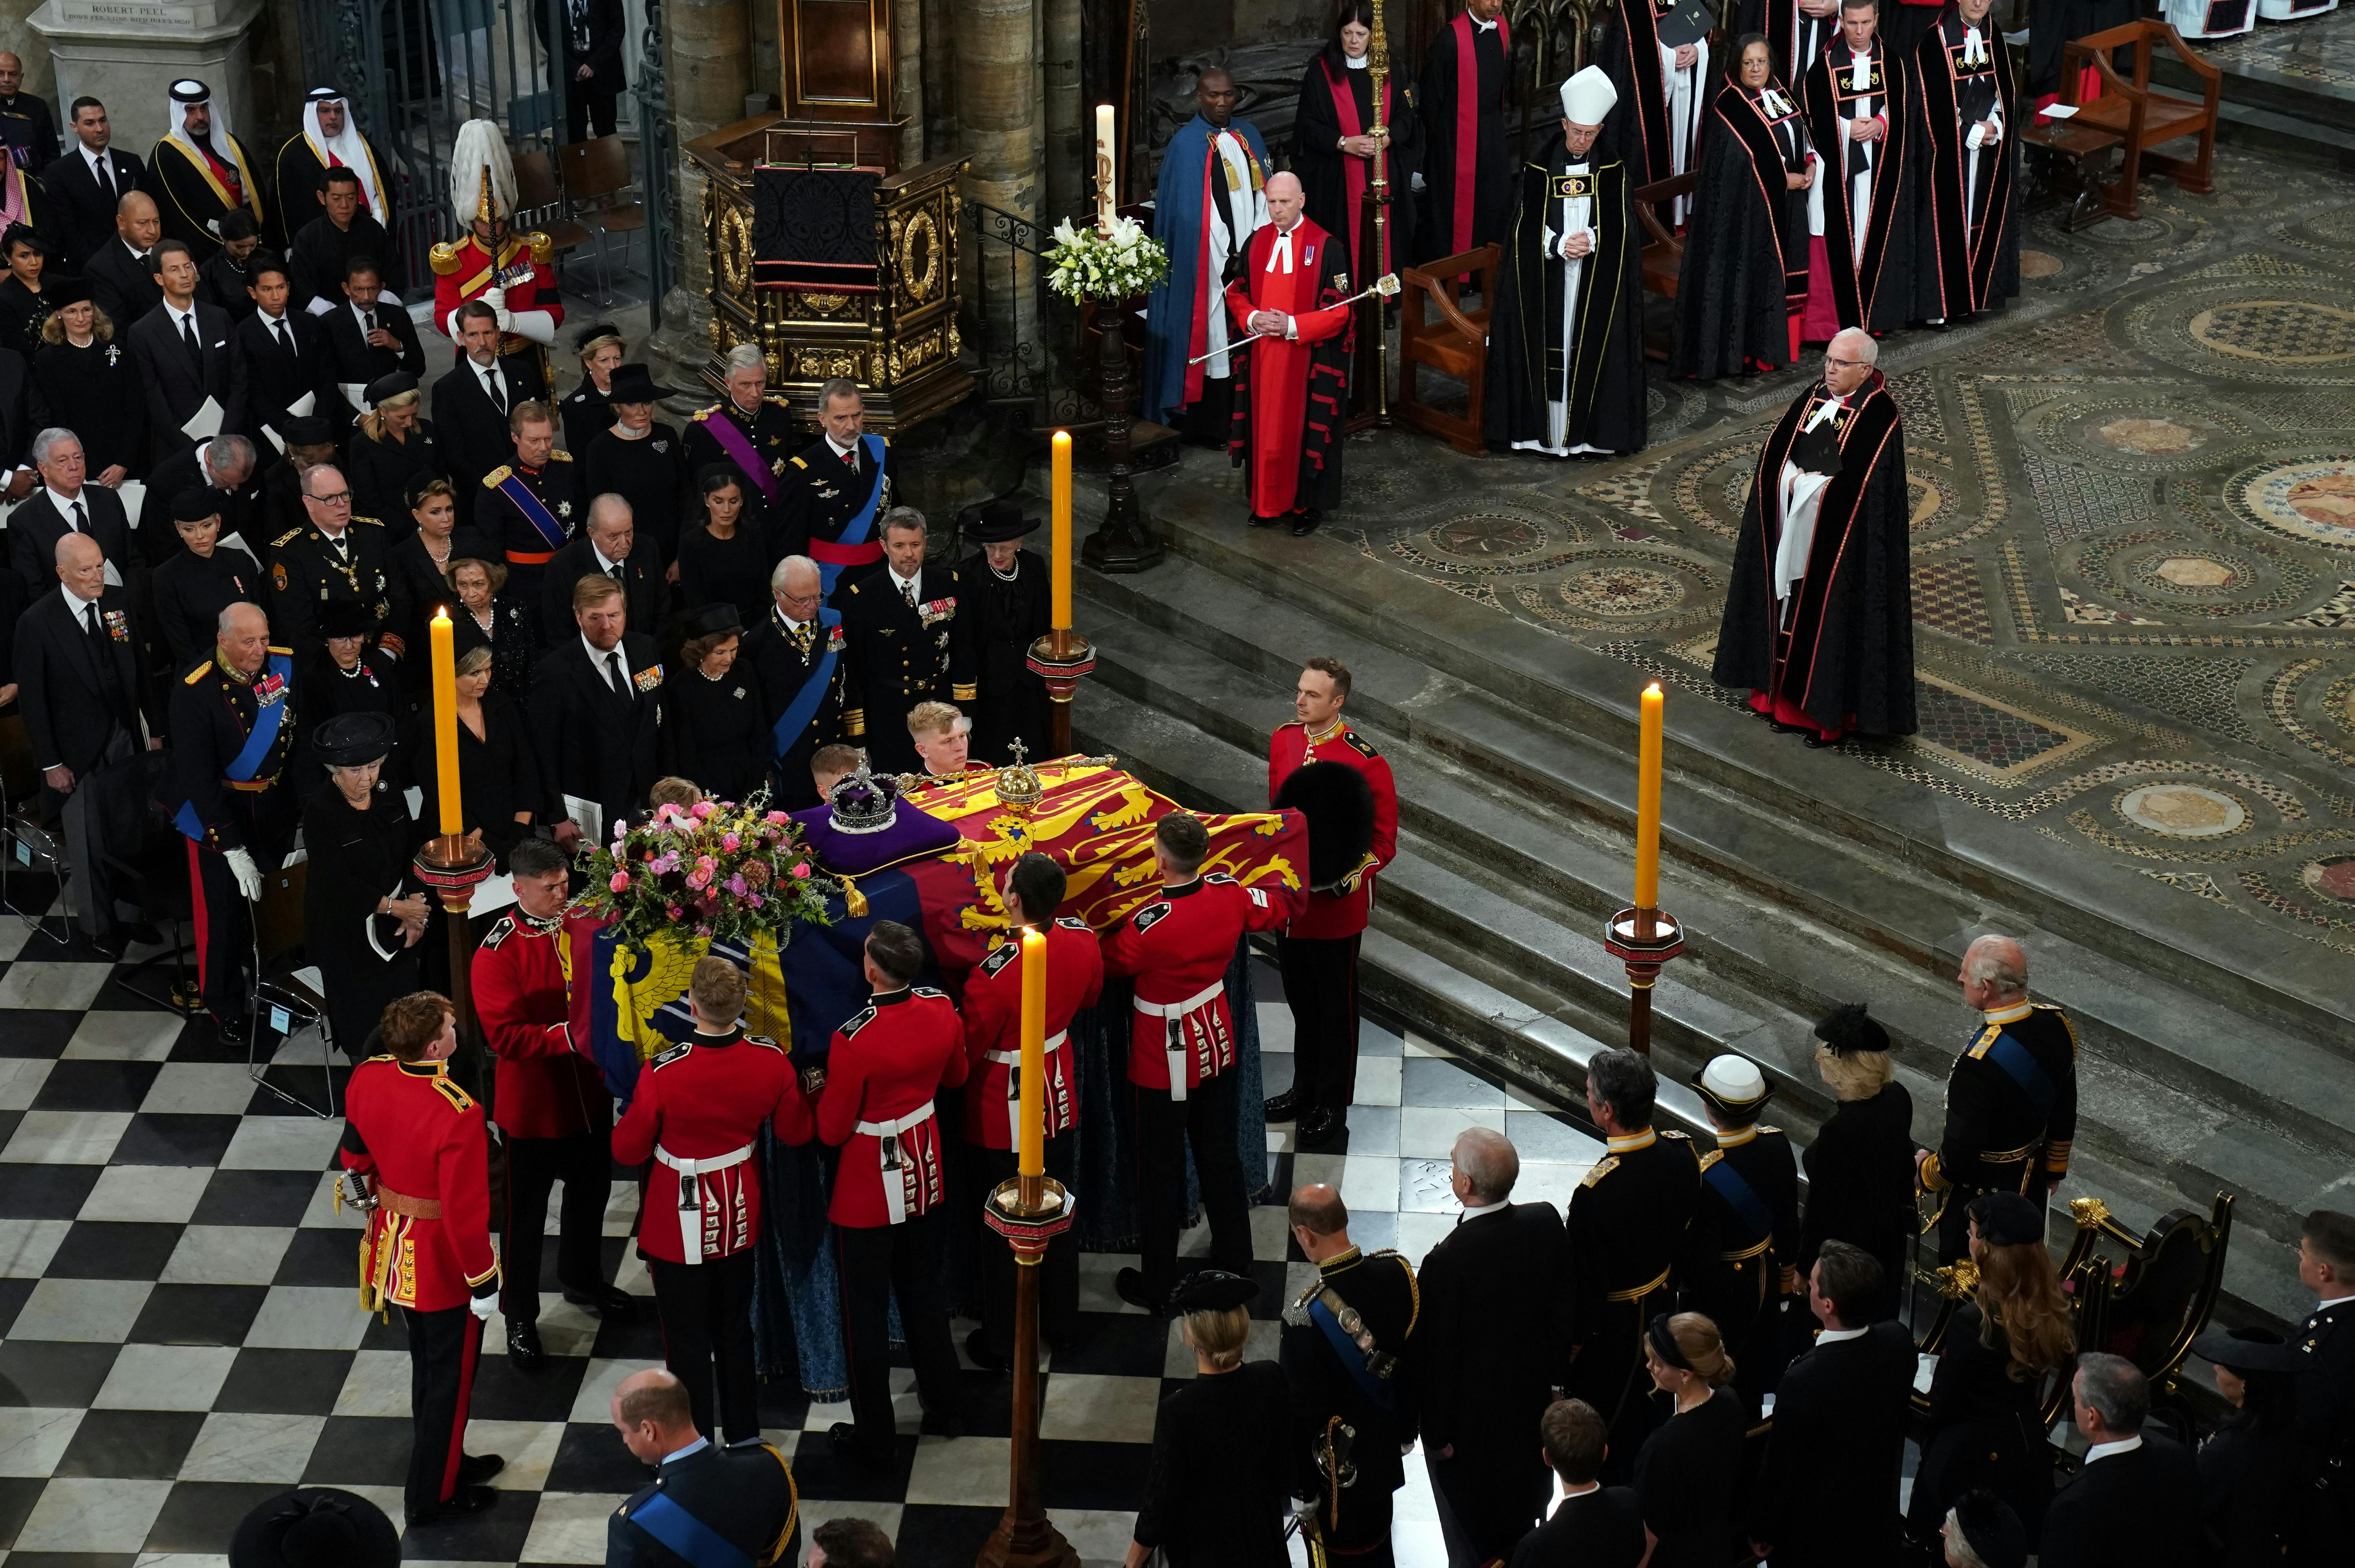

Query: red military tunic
(959, 917), (1104, 1149)
(806, 988), (969, 1228)
(1223, 218), (1355, 518)
(611, 1029), (797, 1265)
(470, 910), (610, 1141)
(341, 1058), (499, 1313)
(1102, 873), (1299, 1096)
(1268, 719), (1401, 940)
(429, 230), (564, 359)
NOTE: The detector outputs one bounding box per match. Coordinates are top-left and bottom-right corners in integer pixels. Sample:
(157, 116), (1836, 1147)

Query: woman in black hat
(584, 360), (690, 568)
(560, 322), (626, 454)
(1795, 1001), (1916, 1317)
(228, 1486), (401, 1568)
(302, 710), (429, 1059)
(1127, 1271), (1292, 1568)
(0, 224), (60, 353)
(1908, 1191), (2074, 1552)
(152, 487), (268, 669)
(346, 372), (442, 542)
(413, 642), (542, 869)
(304, 596), (404, 731)
(675, 465), (770, 630)
(958, 497), (1055, 766)
(2191, 1326), (2304, 1566)
(32, 280), (144, 485)
(385, 477), (493, 696)
(1633, 1311), (1750, 1567)
(670, 603), (769, 802)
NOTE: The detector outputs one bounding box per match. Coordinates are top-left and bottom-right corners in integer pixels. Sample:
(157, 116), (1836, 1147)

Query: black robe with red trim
(1913, 13), (2021, 321)
(1803, 42), (1927, 334)
(1294, 48), (1422, 285)
(1415, 11), (1513, 266)
(1739, 0), (1840, 92)
(1673, 80), (1812, 379)
(1712, 370), (1917, 737)
(1599, 0), (1696, 199)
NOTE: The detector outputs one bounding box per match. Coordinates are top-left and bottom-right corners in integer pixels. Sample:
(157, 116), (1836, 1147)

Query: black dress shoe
(405, 1485), (497, 1525)
(1263, 1090), (1303, 1122)
(1114, 1267), (1168, 1316)
(920, 1406), (966, 1440)
(457, 1452), (505, 1486)
(563, 1283), (637, 1319)
(1248, 512), (1283, 528)
(1767, 720), (1806, 735)
(1287, 512), (1321, 537)
(964, 1327), (1009, 1372)
(115, 921), (161, 947)
(1804, 733), (1845, 749)
(506, 1320), (546, 1370)
(1297, 1106), (1342, 1145)
(829, 1422), (892, 1466)
(212, 1012), (249, 1045)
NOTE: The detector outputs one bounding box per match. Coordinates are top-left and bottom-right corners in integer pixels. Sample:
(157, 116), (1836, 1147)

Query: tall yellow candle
(1633, 683), (1663, 909)
(431, 607), (462, 838)
(1050, 430), (1073, 631)
(1094, 104), (1117, 230)
(1017, 926), (1048, 1178)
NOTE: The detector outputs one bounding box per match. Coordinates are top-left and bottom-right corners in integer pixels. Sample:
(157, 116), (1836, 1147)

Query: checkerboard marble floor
(0, 903), (1609, 1568)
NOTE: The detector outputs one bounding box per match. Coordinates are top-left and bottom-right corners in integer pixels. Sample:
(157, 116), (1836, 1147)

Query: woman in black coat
(414, 644), (542, 869)
(582, 363), (690, 567)
(1292, 2), (1420, 283)
(1796, 1003), (1917, 1318)
(385, 477), (495, 696)
(447, 555), (540, 704)
(1673, 34), (1818, 380)
(674, 467), (770, 631)
(1633, 1312), (1751, 1568)
(559, 323), (624, 455)
(2191, 1326), (2304, 1568)
(0, 226), (61, 354)
(347, 376), (443, 542)
(31, 283), (143, 484)
(1126, 1273), (1291, 1568)
(301, 712), (429, 1059)
(668, 605), (769, 804)
(151, 489), (268, 670)
(956, 498), (1054, 767)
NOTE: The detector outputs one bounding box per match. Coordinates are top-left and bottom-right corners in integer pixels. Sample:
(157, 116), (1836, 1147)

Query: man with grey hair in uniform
(683, 341), (800, 552)
(741, 551), (848, 807)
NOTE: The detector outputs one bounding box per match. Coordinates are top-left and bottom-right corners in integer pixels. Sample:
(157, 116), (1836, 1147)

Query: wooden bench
(2048, 20), (2221, 222)
(1394, 244), (1500, 455)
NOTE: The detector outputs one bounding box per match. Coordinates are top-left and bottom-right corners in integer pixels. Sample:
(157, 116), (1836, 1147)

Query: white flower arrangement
(1045, 214), (1170, 303)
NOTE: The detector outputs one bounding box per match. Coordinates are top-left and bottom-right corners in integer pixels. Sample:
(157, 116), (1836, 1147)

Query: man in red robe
(1225, 171), (1354, 536)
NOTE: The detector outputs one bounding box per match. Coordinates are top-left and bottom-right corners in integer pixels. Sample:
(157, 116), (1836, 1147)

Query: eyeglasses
(307, 489), (352, 506)
(1824, 356), (1869, 369)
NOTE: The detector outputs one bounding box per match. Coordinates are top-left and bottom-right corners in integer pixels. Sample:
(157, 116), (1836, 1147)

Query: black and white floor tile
(0, 895), (1608, 1567)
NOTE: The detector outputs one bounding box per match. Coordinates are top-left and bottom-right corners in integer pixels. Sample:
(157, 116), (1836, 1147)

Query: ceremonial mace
(1184, 274), (1402, 366)
(1352, 0), (1395, 429)
(1602, 684), (1683, 1054)
(415, 609), (495, 1068)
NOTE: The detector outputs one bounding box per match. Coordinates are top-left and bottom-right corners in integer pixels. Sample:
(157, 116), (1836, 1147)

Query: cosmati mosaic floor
(1282, 142), (2355, 954)
(2194, 4), (2355, 94)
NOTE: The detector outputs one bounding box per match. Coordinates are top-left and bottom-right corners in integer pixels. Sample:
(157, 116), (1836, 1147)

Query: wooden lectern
(685, 0), (971, 430)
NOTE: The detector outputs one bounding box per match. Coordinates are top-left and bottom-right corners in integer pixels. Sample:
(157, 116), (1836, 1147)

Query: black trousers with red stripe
(500, 1130), (611, 1324)
(1280, 933), (1363, 1115)
(648, 1251), (759, 1445)
(836, 1215), (962, 1446)
(399, 1303), (483, 1513)
(184, 839), (253, 1021)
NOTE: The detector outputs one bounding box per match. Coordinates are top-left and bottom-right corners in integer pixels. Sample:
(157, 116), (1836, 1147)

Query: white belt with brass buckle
(654, 1142), (753, 1264)
(857, 1100), (938, 1225)
(1136, 981), (1224, 1101)
(983, 1034), (1069, 1143)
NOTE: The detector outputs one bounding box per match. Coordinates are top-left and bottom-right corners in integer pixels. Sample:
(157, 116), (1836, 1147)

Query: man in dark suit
(532, 572), (661, 853)
(433, 300), (545, 525)
(230, 251), (330, 457)
(0, 54), (57, 176)
(741, 554), (845, 808)
(0, 341), (44, 499)
(1507, 1399), (1644, 1568)
(836, 509), (975, 776)
(606, 1367), (798, 1566)
(14, 531), (160, 946)
(126, 237), (244, 462)
(142, 433), (260, 569)
(83, 189), (161, 328)
(43, 98), (146, 271)
(319, 255), (423, 418)
(539, 492), (659, 642)
(289, 167), (405, 312)
(535, 0), (629, 141)
(1750, 1241), (1917, 1565)
(2041, 1351), (2205, 1568)
(10, 428), (134, 595)
(1415, 1126), (1575, 1568)
(2293, 1210), (2355, 1553)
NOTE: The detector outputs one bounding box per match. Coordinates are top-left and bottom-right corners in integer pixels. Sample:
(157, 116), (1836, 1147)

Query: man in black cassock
(1416, 0), (1513, 270)
(1484, 67), (1647, 460)
(955, 498), (1052, 767)
(1800, 0), (1925, 337)
(1915, 0), (2019, 326)
(1712, 328), (1915, 745)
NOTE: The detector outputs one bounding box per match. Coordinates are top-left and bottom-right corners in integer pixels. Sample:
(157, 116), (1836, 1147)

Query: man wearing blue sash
(683, 344), (800, 557)
(476, 399), (580, 609)
(1282, 1181), (1418, 1568)
(741, 554), (846, 809)
(161, 601), (298, 1037)
(1687, 1054), (1801, 1418)
(1919, 934), (2079, 1263)
(773, 379), (891, 598)
(606, 1366), (799, 1568)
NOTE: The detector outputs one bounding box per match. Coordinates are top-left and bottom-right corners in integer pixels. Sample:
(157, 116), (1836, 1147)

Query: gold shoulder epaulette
(1582, 1156), (1620, 1188)
(1759, 1125), (1783, 1136)
(788, 456), (808, 470)
(267, 644), (293, 656)
(183, 660), (213, 684)
(529, 231), (553, 264)
(353, 514), (384, 527)
(690, 404), (716, 422)
(483, 465), (512, 487)
(1660, 1128), (1690, 1140)
(431, 1076), (475, 1112)
(548, 450), (573, 462)
(764, 393), (793, 407)
(270, 527), (302, 548)
(429, 240), (463, 276)
(1698, 1148), (1724, 1171)
(1967, 1024), (2000, 1059)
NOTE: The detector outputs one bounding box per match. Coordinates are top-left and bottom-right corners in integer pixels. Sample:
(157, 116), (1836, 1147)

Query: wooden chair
(2056, 20), (2221, 222)
(511, 148), (591, 273)
(1394, 244), (1499, 456)
(1633, 173), (1696, 363)
(557, 135), (648, 304)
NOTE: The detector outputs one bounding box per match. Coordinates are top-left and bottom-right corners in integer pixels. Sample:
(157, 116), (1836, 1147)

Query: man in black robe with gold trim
(1802, 0), (1925, 335)
(1712, 328), (1915, 745)
(1484, 67), (1646, 460)
(1914, 0), (2020, 326)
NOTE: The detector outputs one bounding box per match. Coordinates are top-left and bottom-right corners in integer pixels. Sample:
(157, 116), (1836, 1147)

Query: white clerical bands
(655, 1142), (754, 1264)
(1136, 981), (1227, 1102)
(984, 1036), (1071, 1145)
(858, 1101), (939, 1224)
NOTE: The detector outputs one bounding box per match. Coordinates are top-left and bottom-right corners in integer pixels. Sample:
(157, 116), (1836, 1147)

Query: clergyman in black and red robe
(1712, 329), (1915, 744)
(1800, 2), (1926, 339)
(1415, 0), (1513, 272)
(1227, 175), (1353, 535)
(1913, 0), (2020, 326)
(1293, 10), (1422, 286)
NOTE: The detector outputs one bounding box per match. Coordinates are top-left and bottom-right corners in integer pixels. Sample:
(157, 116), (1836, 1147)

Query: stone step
(1073, 563), (2355, 1170)
(1075, 675), (2324, 1331)
(2212, 98), (2355, 169)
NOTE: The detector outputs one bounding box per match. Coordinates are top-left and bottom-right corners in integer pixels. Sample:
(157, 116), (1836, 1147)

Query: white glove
(508, 308), (557, 346)
(481, 285), (506, 313)
(224, 847), (263, 902)
(469, 1289), (499, 1322)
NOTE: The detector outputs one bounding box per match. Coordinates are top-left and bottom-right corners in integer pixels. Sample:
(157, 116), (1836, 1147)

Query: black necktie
(180, 311), (200, 362)
(69, 501), (85, 534)
(484, 368), (504, 414)
(272, 318), (290, 355)
(606, 651), (630, 700)
(361, 309), (374, 335)
(92, 154), (111, 202)
(82, 601), (100, 644)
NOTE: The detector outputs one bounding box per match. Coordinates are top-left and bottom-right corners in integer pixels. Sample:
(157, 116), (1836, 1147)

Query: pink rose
(749, 893), (765, 908)
(667, 904), (684, 919)
(608, 871), (631, 893)
(685, 868), (712, 891)
(692, 801), (716, 819)
(766, 811), (789, 826)
(791, 862), (812, 879)
(723, 833), (741, 852)
(726, 876), (748, 897)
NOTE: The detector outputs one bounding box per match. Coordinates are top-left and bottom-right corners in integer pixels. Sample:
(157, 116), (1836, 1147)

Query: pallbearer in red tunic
(958, 853), (1104, 1370)
(1712, 328), (1916, 745)
(1226, 172), (1354, 536)
(338, 992), (504, 1524)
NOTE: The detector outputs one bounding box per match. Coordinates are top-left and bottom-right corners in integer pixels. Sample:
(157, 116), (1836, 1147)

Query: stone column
(956, 0), (1041, 350)
(0, 0), (57, 109)
(648, 0), (753, 373)
(1043, 0), (1080, 229)
(30, 0), (264, 150)
(895, 0), (923, 168)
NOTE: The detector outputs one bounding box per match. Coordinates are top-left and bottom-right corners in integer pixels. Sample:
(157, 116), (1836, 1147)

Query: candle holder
(977, 1176), (1079, 1568)
(1026, 628), (1098, 759)
(1602, 906), (1685, 1056)
(413, 834), (494, 1054)
(1078, 313), (1163, 575)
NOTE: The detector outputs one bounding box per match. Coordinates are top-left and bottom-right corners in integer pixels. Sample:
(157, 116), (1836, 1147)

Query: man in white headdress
(148, 79), (265, 264)
(272, 87), (392, 248)
(429, 119), (562, 380)
(1484, 66), (1648, 459)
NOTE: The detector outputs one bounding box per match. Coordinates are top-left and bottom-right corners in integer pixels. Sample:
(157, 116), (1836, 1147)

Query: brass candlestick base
(1026, 629), (1098, 759)
(977, 1177), (1078, 1568)
(413, 835), (494, 1066)
(1602, 906), (1685, 1056)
